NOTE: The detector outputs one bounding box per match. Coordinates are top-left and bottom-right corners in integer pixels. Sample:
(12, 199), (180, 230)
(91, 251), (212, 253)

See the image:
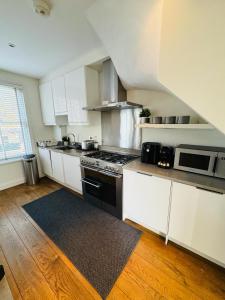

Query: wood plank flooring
(0, 178), (224, 299)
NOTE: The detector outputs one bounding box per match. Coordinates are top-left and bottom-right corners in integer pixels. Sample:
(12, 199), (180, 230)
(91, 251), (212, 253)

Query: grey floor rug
(23, 189), (141, 299)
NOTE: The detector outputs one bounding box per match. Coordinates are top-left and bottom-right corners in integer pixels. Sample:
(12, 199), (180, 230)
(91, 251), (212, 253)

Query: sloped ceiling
(87, 0), (225, 135)
(86, 0), (165, 90)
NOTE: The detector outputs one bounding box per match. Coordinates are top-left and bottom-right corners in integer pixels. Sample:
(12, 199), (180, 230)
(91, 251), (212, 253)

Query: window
(0, 84), (32, 161)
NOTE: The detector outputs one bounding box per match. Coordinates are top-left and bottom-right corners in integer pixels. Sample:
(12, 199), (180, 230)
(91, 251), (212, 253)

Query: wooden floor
(0, 178), (225, 300)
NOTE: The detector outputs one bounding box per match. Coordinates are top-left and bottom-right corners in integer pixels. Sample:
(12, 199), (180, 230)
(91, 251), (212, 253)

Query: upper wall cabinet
(65, 66), (99, 125)
(39, 82), (56, 126)
(51, 76), (67, 115)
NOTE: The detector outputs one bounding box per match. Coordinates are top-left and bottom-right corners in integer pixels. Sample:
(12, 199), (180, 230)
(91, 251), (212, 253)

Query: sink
(54, 146), (73, 150)
(54, 143), (82, 151)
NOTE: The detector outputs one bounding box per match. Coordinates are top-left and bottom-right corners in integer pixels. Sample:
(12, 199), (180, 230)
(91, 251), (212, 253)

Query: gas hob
(80, 151), (139, 174)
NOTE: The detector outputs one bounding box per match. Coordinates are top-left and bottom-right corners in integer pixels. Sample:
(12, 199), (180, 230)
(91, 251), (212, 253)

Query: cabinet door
(62, 154), (82, 193)
(123, 170), (171, 234)
(192, 189), (225, 264)
(65, 68), (88, 124)
(51, 151), (64, 183)
(39, 82), (56, 125)
(168, 182), (198, 246)
(52, 76), (67, 115)
(39, 148), (52, 177)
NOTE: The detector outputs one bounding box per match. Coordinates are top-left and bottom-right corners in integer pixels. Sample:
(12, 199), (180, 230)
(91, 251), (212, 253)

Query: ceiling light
(8, 43), (16, 48)
(33, 0), (51, 16)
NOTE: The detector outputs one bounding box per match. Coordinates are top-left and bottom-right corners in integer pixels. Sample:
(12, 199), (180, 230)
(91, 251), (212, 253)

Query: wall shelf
(136, 123), (214, 130)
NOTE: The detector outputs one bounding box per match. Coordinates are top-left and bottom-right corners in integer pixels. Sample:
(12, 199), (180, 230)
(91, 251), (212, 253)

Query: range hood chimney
(83, 59), (142, 111)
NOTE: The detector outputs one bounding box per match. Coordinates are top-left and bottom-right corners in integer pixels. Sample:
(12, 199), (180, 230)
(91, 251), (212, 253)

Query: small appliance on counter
(141, 142), (161, 164)
(158, 146), (174, 169)
(174, 144), (225, 179)
(81, 139), (95, 151)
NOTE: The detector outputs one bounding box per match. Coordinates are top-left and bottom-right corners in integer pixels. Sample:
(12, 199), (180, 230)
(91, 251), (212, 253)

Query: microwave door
(174, 148), (217, 176)
(214, 152), (225, 179)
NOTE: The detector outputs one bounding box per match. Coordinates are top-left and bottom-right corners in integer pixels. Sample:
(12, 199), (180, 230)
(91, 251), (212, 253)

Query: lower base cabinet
(38, 148), (52, 177)
(39, 150), (82, 194)
(62, 154), (82, 193)
(123, 169), (171, 234)
(51, 151), (65, 183)
(169, 181), (225, 265)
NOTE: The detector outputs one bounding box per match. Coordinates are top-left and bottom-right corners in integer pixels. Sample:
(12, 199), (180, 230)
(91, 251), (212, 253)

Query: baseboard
(168, 237), (225, 269)
(0, 178), (25, 191)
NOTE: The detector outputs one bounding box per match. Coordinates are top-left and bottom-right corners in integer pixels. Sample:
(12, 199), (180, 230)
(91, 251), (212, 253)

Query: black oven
(80, 165), (123, 219)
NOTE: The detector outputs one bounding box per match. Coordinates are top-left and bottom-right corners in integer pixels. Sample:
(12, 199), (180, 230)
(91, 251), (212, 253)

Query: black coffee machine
(158, 146), (174, 169)
(141, 142), (161, 164)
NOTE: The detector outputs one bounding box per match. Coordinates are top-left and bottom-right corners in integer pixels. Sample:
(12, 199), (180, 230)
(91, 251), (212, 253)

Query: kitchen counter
(41, 146), (96, 158)
(124, 159), (225, 194)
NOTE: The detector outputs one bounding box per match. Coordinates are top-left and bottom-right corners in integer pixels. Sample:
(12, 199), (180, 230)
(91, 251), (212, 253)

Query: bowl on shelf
(176, 116), (190, 124)
(151, 116), (162, 124)
(139, 117), (150, 124)
(162, 116), (176, 124)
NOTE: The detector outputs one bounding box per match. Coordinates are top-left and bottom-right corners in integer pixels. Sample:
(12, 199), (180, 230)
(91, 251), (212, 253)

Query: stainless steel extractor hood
(83, 59), (142, 111)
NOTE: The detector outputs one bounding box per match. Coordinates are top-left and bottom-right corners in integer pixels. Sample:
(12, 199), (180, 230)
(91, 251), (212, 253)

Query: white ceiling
(0, 0), (102, 78)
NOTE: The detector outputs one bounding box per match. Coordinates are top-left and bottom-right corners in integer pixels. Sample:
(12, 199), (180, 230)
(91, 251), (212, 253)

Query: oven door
(174, 148), (217, 176)
(81, 166), (123, 219)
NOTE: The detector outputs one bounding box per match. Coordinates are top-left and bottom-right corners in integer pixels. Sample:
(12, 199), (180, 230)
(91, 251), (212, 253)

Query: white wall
(40, 47), (107, 83)
(67, 112), (102, 143)
(128, 90), (225, 147)
(0, 69), (54, 190)
(159, 0), (225, 135)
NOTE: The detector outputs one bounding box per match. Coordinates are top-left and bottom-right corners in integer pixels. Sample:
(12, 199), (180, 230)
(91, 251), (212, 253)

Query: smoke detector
(33, 0), (51, 16)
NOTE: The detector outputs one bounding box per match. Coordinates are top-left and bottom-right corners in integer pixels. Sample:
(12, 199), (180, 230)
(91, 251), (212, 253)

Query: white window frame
(0, 82), (33, 162)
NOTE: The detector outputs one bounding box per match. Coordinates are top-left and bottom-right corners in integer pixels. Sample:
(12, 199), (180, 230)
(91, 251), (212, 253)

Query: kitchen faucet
(67, 133), (76, 144)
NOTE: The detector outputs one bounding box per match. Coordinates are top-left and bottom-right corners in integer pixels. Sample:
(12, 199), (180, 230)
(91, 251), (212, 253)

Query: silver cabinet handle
(196, 186), (223, 195)
(137, 171), (152, 177)
(81, 179), (101, 189)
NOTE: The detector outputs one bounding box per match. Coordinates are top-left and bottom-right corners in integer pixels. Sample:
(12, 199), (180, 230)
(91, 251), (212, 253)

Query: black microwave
(174, 144), (225, 179)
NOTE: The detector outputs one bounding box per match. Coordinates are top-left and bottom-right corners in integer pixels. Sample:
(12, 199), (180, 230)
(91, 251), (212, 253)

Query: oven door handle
(81, 178), (101, 189)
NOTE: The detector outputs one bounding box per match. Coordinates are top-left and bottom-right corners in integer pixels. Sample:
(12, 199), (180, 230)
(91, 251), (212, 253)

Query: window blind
(0, 84), (32, 161)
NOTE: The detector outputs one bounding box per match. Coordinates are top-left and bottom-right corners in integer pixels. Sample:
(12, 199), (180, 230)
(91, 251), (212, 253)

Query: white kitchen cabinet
(169, 181), (225, 265)
(62, 154), (82, 193)
(168, 182), (198, 246)
(123, 169), (171, 234)
(51, 76), (67, 115)
(39, 82), (56, 125)
(51, 151), (64, 183)
(65, 66), (99, 125)
(38, 148), (52, 177)
(192, 188), (225, 265)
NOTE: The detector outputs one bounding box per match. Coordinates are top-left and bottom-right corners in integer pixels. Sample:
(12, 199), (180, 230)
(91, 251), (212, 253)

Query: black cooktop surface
(86, 151), (138, 165)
